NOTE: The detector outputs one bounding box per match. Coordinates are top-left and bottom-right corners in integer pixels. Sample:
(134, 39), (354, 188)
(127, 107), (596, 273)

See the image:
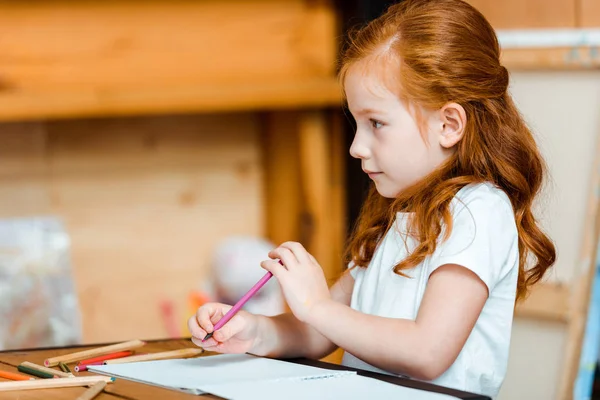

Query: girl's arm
(261, 242), (488, 381)
(250, 270), (355, 360)
(306, 264), (488, 380)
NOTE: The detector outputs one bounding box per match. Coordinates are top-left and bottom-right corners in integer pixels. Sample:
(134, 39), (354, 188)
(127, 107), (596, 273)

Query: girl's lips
(366, 171), (382, 179)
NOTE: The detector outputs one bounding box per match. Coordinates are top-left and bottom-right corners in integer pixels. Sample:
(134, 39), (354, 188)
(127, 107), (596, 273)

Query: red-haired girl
(189, 1), (556, 397)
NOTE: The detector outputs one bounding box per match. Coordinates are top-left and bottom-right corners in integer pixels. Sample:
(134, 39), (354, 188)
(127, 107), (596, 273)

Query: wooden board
(557, 112), (600, 399)
(298, 111), (335, 282)
(0, 0), (340, 120)
(261, 112), (303, 249)
(467, 0), (576, 29)
(262, 110), (346, 284)
(502, 47), (600, 70)
(515, 282), (571, 322)
(0, 114), (264, 344)
(579, 0), (600, 27)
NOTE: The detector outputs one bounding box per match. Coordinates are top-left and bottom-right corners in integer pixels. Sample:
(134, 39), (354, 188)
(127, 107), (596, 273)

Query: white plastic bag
(0, 217), (82, 350)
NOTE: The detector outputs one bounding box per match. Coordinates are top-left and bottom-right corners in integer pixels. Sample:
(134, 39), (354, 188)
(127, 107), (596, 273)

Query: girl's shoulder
(453, 182), (513, 215)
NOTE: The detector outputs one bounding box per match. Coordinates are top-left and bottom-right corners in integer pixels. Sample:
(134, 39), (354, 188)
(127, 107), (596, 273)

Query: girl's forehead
(344, 58), (402, 108)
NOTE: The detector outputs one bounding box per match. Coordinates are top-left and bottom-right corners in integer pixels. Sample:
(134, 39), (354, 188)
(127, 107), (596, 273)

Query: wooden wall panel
(579, 0), (600, 27)
(0, 114), (264, 343)
(467, 0), (576, 29)
(0, 0), (340, 120)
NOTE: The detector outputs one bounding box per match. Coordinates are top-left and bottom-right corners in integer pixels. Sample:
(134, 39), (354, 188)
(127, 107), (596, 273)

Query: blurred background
(0, 1), (599, 399)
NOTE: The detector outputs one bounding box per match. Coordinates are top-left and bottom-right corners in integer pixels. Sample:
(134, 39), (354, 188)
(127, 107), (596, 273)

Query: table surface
(0, 338), (491, 399)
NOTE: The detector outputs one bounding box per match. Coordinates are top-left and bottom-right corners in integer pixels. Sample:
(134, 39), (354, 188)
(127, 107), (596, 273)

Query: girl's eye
(370, 119), (383, 129)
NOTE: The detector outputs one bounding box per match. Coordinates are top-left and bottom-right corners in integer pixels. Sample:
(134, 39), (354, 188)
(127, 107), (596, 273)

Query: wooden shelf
(0, 78), (343, 121)
(0, 0), (340, 121)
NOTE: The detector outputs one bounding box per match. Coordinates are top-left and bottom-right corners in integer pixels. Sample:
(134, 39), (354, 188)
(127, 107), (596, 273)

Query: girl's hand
(261, 241), (331, 323)
(188, 302), (260, 354)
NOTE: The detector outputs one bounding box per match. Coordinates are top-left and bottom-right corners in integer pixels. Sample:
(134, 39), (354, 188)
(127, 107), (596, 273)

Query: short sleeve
(427, 185), (518, 293)
(347, 261), (360, 279)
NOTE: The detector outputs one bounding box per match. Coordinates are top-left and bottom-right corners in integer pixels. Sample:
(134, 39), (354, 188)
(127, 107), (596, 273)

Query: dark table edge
(1, 337), (491, 400)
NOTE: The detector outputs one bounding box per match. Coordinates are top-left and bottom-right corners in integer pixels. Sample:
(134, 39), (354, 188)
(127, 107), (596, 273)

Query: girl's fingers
(191, 336), (217, 348)
(187, 315), (207, 340)
(212, 314), (245, 343)
(268, 247), (297, 270)
(196, 303), (232, 335)
(280, 242), (311, 264)
(261, 259), (287, 279)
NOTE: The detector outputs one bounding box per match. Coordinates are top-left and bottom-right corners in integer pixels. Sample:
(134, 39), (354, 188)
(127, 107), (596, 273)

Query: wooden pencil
(0, 376), (114, 392)
(17, 365), (56, 379)
(19, 362), (74, 378)
(58, 362), (68, 373)
(0, 370), (35, 381)
(103, 348), (203, 364)
(58, 362), (71, 373)
(74, 350), (134, 371)
(75, 380), (107, 400)
(44, 339), (145, 367)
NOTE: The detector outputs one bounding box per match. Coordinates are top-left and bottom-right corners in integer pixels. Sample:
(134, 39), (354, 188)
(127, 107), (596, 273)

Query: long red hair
(341, 0), (555, 301)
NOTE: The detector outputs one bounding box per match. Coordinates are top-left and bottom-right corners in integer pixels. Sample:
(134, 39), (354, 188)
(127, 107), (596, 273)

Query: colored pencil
(78, 350), (135, 365)
(74, 362), (101, 373)
(58, 362), (71, 373)
(203, 270), (274, 341)
(75, 380), (106, 400)
(76, 351), (144, 372)
(0, 370), (35, 381)
(17, 365), (56, 379)
(44, 339), (145, 367)
(103, 348), (203, 364)
(19, 362), (74, 378)
(0, 376), (114, 392)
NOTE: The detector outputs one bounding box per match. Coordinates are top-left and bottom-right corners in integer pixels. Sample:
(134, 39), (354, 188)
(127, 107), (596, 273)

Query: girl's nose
(349, 132), (371, 160)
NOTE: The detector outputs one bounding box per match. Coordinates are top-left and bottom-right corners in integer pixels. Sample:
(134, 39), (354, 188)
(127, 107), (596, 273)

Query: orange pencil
(0, 370), (35, 381)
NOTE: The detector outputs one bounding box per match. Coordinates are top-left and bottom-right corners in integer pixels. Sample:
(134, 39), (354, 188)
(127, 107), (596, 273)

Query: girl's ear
(438, 102), (467, 148)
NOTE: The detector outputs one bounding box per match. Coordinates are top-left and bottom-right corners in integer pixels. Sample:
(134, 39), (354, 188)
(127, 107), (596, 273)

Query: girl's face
(345, 61), (454, 198)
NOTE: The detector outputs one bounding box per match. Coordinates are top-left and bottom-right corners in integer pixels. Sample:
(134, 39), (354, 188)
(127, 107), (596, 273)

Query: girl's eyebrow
(355, 108), (385, 116)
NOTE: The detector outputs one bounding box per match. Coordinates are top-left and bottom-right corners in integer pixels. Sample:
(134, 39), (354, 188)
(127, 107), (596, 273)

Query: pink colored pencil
(203, 270), (274, 341)
(74, 362), (102, 373)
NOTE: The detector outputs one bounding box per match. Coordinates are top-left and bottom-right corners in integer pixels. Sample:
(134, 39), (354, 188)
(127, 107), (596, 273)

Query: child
(188, 0), (556, 397)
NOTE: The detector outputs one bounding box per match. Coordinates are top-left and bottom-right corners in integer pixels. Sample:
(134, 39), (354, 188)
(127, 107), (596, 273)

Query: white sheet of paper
(204, 373), (459, 400)
(88, 353), (354, 394)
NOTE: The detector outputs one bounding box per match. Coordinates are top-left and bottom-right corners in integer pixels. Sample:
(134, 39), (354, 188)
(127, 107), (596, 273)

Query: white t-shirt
(342, 182), (519, 399)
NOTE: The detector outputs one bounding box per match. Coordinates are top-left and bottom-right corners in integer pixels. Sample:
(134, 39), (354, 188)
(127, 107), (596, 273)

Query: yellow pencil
(75, 381), (107, 400)
(0, 376), (114, 392)
(44, 339), (145, 367)
(103, 348), (203, 364)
